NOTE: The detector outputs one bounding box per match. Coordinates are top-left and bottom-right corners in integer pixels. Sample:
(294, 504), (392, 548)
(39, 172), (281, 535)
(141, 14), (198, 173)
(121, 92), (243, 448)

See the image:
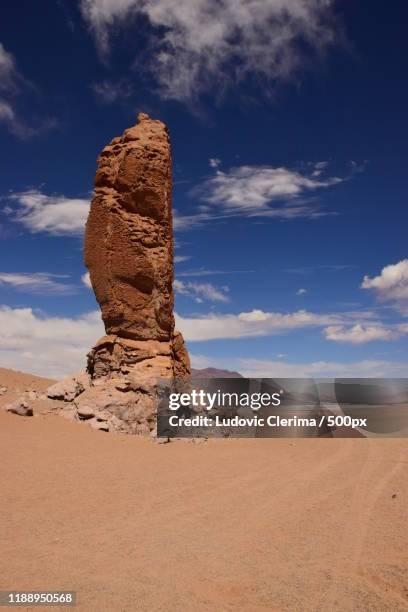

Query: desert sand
(1, 367), (407, 611)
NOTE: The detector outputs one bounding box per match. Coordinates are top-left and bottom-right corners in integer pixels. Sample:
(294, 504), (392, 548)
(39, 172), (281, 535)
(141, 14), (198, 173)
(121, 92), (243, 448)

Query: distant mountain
(191, 367), (243, 378)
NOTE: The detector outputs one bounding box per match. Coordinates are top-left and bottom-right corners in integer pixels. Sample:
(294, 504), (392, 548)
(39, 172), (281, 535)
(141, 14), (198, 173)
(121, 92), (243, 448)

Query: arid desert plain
(1, 367), (407, 611)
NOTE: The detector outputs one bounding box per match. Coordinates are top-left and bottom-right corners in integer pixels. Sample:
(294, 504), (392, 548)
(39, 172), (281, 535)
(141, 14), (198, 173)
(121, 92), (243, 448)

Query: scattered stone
(392, 493), (397, 499)
(77, 406), (95, 420)
(0, 386), (8, 396)
(155, 436), (170, 444)
(47, 375), (86, 402)
(6, 400), (33, 417)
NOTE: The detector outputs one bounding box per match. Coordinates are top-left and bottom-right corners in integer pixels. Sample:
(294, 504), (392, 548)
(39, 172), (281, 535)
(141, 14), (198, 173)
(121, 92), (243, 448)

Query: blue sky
(0, 0), (407, 378)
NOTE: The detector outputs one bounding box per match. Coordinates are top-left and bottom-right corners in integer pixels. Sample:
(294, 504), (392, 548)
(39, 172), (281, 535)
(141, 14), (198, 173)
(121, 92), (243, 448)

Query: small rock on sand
(6, 400), (33, 417)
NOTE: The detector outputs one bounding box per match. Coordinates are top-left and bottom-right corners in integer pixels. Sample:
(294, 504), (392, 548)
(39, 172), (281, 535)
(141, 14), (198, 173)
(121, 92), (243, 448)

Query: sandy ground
(0, 368), (407, 611)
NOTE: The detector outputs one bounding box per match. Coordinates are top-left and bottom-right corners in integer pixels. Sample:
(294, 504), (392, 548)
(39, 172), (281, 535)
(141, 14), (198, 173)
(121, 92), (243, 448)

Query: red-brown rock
(81, 113), (190, 434)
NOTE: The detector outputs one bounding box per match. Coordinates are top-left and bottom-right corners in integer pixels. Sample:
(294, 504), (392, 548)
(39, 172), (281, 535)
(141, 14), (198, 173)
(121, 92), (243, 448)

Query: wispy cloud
(174, 255), (191, 264)
(362, 259), (408, 315)
(5, 189), (90, 236)
(80, 0), (339, 104)
(173, 210), (217, 231)
(195, 165), (343, 211)
(174, 280), (229, 303)
(0, 272), (77, 295)
(311, 160), (329, 177)
(286, 264), (352, 275)
(176, 163), (346, 230)
(0, 42), (56, 138)
(296, 288), (307, 296)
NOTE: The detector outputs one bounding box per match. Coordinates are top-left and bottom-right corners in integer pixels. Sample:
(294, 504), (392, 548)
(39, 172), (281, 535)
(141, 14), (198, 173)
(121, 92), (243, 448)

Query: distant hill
(191, 367), (243, 378)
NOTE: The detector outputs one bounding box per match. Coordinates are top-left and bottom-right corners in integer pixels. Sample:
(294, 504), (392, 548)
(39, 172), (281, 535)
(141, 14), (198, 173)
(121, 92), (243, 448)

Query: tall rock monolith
(74, 113), (190, 435)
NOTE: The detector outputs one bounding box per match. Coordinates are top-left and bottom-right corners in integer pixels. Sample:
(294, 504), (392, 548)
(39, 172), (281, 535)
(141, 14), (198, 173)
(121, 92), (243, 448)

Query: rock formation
(53, 113), (190, 435)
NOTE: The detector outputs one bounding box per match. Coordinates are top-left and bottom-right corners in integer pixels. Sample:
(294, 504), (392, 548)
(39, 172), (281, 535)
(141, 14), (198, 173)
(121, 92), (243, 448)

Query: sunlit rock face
(78, 113), (190, 434)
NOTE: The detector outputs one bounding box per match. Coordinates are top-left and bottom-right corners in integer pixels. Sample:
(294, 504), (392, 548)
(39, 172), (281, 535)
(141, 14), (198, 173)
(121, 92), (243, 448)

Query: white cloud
(174, 279), (229, 303)
(173, 209), (215, 231)
(0, 301), (405, 380)
(323, 323), (401, 344)
(176, 164), (345, 229)
(296, 288), (307, 296)
(362, 259), (408, 314)
(177, 306), (407, 344)
(196, 165), (342, 213)
(0, 272), (76, 295)
(81, 272), (92, 289)
(80, 0), (338, 103)
(6, 189), (90, 236)
(0, 301), (404, 379)
(209, 158), (221, 169)
(176, 308), (344, 341)
(0, 306), (104, 378)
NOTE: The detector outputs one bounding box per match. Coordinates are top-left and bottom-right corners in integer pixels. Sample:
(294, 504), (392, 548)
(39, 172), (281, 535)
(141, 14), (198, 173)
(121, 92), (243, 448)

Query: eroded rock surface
(71, 113), (190, 434)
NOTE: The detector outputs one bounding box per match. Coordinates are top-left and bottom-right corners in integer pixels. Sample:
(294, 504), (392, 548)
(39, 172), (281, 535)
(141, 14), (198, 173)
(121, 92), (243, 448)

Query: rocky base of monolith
(81, 331), (189, 434)
(45, 330), (190, 435)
